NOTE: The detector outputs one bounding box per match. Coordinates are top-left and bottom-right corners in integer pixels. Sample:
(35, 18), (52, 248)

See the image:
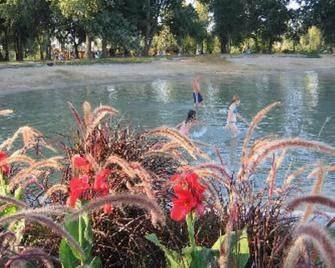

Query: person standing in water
(177, 110), (199, 136)
(225, 95), (248, 138)
(192, 76), (203, 107)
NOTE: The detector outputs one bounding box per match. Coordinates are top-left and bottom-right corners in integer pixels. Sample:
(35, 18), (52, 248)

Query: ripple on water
(0, 72), (335, 195)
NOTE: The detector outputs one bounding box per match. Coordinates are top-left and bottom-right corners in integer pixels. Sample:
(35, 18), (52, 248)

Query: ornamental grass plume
(0, 126), (56, 152)
(0, 195), (28, 209)
(145, 127), (209, 160)
(283, 224), (335, 268)
(241, 101), (281, 167)
(178, 164), (233, 191)
(8, 157), (62, 190)
(5, 247), (56, 268)
(66, 194), (165, 227)
(103, 155), (137, 178)
(0, 213), (84, 258)
(280, 164), (311, 192)
(4, 154), (35, 165)
(286, 195), (335, 212)
(86, 105), (119, 139)
(266, 150), (286, 200)
(0, 109), (13, 116)
(301, 164), (325, 222)
(41, 184), (68, 203)
(240, 138), (335, 180)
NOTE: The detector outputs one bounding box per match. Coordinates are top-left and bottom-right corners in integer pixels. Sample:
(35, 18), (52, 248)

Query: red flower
(103, 204), (113, 214)
(170, 189), (200, 221)
(67, 175), (90, 207)
(0, 151), (10, 176)
(72, 155), (91, 173)
(94, 168), (111, 192)
(170, 172), (206, 222)
(171, 172), (205, 196)
(94, 168), (113, 214)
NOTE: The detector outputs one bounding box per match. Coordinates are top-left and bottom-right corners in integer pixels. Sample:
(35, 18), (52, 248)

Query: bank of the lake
(0, 54), (335, 93)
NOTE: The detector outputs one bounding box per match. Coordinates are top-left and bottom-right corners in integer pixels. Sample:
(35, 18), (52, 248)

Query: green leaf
(211, 228), (250, 268)
(64, 218), (82, 260)
(232, 228), (249, 268)
(89, 256), (102, 268)
(14, 187), (23, 200)
(82, 213), (93, 255)
(59, 238), (80, 268)
(145, 233), (181, 267)
(186, 212), (196, 248)
(211, 234), (226, 251)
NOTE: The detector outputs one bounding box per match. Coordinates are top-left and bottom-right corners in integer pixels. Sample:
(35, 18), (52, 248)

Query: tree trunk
(267, 39), (273, 53)
(15, 31), (24, 61)
(101, 39), (108, 58)
(40, 45), (44, 61)
(109, 48), (116, 57)
(143, 0), (152, 56)
(200, 41), (204, 55)
(220, 35), (228, 53)
(45, 33), (51, 60)
(251, 35), (259, 53)
(3, 29), (9, 61)
(85, 34), (92, 59)
(74, 43), (79, 59)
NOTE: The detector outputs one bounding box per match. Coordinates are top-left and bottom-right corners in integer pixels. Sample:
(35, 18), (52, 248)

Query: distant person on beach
(177, 110), (199, 136)
(224, 95), (248, 138)
(192, 75), (203, 107)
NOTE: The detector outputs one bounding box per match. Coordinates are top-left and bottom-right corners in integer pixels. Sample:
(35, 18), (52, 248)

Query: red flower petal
(170, 190), (198, 221)
(103, 204), (113, 214)
(0, 151), (10, 176)
(94, 168), (110, 191)
(72, 155), (91, 173)
(185, 173), (206, 194)
(170, 201), (189, 221)
(67, 176), (90, 208)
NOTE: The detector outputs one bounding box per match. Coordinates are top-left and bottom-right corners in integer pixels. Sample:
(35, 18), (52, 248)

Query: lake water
(0, 70), (334, 194)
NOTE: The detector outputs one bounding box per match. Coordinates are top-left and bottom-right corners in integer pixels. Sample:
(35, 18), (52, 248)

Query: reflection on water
(0, 71), (334, 194)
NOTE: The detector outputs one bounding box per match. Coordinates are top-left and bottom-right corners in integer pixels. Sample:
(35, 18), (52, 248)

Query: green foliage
(303, 0), (335, 47)
(212, 229), (249, 268)
(59, 212), (102, 268)
(146, 213), (250, 268)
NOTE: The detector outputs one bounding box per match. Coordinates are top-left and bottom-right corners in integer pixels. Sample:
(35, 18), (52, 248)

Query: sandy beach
(0, 54), (335, 93)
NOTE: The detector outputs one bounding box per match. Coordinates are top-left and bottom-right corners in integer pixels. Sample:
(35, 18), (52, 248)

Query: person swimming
(177, 110), (198, 136)
(225, 95), (248, 138)
(192, 76), (203, 107)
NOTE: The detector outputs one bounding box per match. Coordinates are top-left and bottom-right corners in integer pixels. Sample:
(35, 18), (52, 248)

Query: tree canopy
(0, 0), (334, 61)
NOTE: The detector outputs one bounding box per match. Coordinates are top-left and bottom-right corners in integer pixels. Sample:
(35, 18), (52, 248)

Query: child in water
(177, 110), (198, 136)
(192, 76), (203, 107)
(225, 95), (248, 138)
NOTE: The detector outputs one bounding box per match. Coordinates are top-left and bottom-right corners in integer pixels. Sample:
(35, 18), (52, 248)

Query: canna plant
(146, 171), (249, 268)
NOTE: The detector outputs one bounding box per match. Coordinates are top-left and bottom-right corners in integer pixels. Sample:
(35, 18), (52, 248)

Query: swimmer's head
(231, 95), (240, 106)
(186, 110), (196, 123)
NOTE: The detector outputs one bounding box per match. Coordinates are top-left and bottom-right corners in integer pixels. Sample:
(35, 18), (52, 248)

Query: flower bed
(0, 102), (334, 268)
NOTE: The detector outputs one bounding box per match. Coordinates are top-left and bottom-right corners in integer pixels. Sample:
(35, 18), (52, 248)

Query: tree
(285, 8), (305, 52)
(54, 0), (101, 58)
(302, 0), (335, 51)
(211, 0), (246, 53)
(166, 0), (205, 54)
(0, 0), (48, 61)
(246, 0), (290, 53)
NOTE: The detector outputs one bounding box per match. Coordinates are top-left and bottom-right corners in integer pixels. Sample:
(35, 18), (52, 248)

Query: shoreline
(0, 54), (335, 94)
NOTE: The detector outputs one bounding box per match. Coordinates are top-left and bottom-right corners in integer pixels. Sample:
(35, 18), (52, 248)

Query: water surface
(0, 70), (334, 194)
